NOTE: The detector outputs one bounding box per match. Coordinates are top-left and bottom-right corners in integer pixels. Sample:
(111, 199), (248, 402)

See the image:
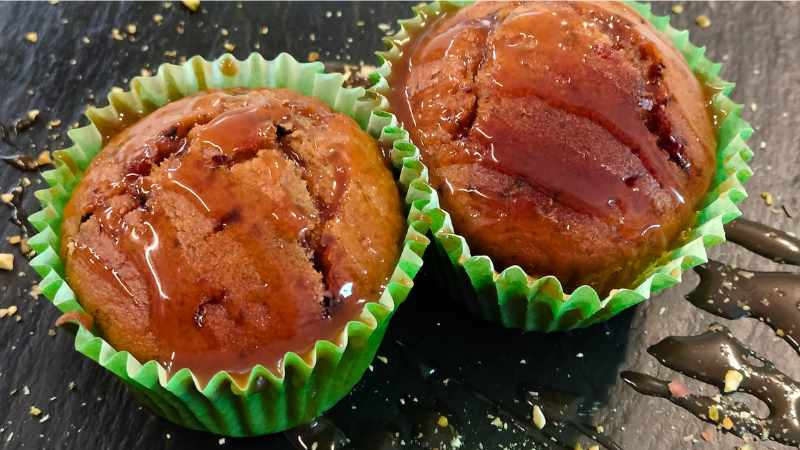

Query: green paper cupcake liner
(27, 52), (432, 436)
(370, 1), (754, 331)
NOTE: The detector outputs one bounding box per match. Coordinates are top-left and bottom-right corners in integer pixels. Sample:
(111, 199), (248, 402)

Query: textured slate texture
(0, 1), (798, 449)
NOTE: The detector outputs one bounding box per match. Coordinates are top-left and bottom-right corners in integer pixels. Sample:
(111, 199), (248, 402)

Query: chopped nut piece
(532, 405), (546, 429)
(0, 305), (18, 318)
(724, 369), (744, 392)
(7, 235), (21, 245)
(182, 0), (200, 11)
(671, 4), (684, 14)
(21, 177), (31, 187)
(25, 32), (38, 43)
(695, 15), (711, 28)
(27, 109), (40, 121)
(126, 23), (137, 35)
(721, 416), (734, 430)
(761, 191), (774, 206)
(0, 253), (13, 271)
(36, 150), (52, 166)
(307, 51), (320, 62)
(47, 119), (62, 129)
(437, 415), (449, 428)
(595, 425), (604, 433)
(708, 405), (719, 422)
(82, 36), (91, 44)
(1, 193), (13, 204)
(777, 328), (786, 337)
(29, 406), (42, 416)
(47, 328), (56, 337)
(153, 14), (164, 24)
(260, 26), (269, 35)
(223, 41), (235, 52)
(220, 28), (229, 36)
(111, 28), (124, 41)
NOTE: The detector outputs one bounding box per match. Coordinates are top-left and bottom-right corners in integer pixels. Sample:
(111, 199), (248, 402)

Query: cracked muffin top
(60, 88), (404, 378)
(389, 1), (717, 294)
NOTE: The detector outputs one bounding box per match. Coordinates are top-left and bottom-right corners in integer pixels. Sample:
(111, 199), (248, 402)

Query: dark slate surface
(0, 1), (798, 449)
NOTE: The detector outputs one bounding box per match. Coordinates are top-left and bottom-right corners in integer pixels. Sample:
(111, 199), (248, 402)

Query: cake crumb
(307, 51), (320, 62)
(27, 109), (40, 121)
(0, 254), (14, 271)
(36, 150), (52, 166)
(437, 415), (449, 428)
(111, 28), (124, 41)
(671, 4), (684, 14)
(223, 41), (235, 52)
(47, 119), (62, 129)
(182, 0), (200, 11)
(376, 355), (388, 364)
(29, 406), (42, 417)
(1, 193), (13, 204)
(532, 405), (546, 429)
(7, 235), (21, 245)
(695, 15), (711, 28)
(260, 26), (269, 35)
(25, 32), (38, 43)
(153, 14), (163, 24)
(0, 305), (18, 318)
(761, 192), (774, 206)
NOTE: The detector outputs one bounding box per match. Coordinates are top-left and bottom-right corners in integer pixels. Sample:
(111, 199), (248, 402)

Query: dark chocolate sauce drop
(622, 324), (800, 446)
(725, 218), (800, 266)
(688, 259), (800, 352)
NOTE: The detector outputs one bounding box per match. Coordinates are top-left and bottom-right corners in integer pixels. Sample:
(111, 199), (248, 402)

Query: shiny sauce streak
(689, 259), (800, 352)
(387, 2), (693, 235)
(725, 218), (800, 266)
(622, 324), (800, 447)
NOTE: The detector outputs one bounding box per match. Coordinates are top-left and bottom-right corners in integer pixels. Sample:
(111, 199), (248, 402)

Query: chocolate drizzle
(622, 219), (800, 446)
(725, 218), (800, 266)
(623, 324), (800, 446)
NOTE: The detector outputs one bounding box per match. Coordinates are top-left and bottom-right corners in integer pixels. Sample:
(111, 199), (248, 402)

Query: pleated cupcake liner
(26, 52), (432, 436)
(370, 1), (754, 331)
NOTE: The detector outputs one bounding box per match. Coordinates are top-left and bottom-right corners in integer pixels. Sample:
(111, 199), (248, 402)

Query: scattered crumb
(29, 406), (42, 417)
(596, 425), (604, 433)
(749, 102), (758, 112)
(47, 328), (56, 337)
(307, 51), (320, 62)
(667, 379), (689, 398)
(700, 427), (715, 442)
(223, 41), (235, 52)
(0, 254), (14, 271)
(260, 26), (269, 35)
(490, 416), (504, 429)
(695, 15), (711, 28)
(671, 4), (684, 14)
(1, 193), (14, 204)
(126, 23), (137, 35)
(761, 191), (774, 206)
(141, 68), (152, 77)
(38, 414), (50, 424)
(532, 405), (546, 429)
(27, 109), (40, 121)
(67, 381), (76, 391)
(82, 36), (91, 44)
(153, 14), (163, 24)
(47, 119), (62, 129)
(182, 0), (200, 12)
(37, 150), (52, 166)
(376, 355), (388, 364)
(437, 415), (449, 428)
(111, 28), (124, 41)
(25, 32), (38, 43)
(377, 23), (390, 32)
(724, 369), (743, 392)
(220, 28), (229, 36)
(6, 235), (21, 245)
(217, 437), (226, 445)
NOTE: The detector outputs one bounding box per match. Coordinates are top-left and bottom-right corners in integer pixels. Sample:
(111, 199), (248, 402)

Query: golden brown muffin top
(61, 88), (404, 379)
(389, 1), (717, 293)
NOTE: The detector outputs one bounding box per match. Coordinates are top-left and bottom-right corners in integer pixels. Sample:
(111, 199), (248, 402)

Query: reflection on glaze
(623, 324), (800, 447)
(725, 218), (800, 266)
(689, 259), (800, 352)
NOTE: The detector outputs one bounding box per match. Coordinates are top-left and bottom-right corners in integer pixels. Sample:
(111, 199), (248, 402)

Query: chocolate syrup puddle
(622, 324), (800, 446)
(689, 259), (800, 352)
(725, 218), (800, 266)
(622, 219), (800, 446)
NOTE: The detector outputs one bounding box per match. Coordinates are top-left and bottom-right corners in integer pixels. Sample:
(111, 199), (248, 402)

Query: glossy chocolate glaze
(725, 218), (800, 266)
(623, 324), (800, 447)
(386, 1), (717, 294)
(60, 89), (404, 381)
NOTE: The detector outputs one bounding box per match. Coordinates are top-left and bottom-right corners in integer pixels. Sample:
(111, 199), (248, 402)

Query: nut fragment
(437, 415), (449, 428)
(1, 193), (14, 204)
(27, 109), (40, 121)
(761, 191), (774, 206)
(671, 4), (684, 14)
(153, 14), (163, 24)
(182, 0), (200, 11)
(29, 406), (42, 417)
(223, 41), (235, 52)
(0, 305), (18, 318)
(36, 150), (52, 166)
(532, 405), (546, 429)
(307, 51), (320, 62)
(721, 416), (734, 430)
(0, 253), (13, 271)
(25, 32), (38, 43)
(695, 14), (711, 28)
(724, 369), (744, 393)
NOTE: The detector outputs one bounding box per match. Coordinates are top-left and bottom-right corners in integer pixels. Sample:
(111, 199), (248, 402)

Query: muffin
(60, 87), (404, 378)
(388, 1), (717, 294)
